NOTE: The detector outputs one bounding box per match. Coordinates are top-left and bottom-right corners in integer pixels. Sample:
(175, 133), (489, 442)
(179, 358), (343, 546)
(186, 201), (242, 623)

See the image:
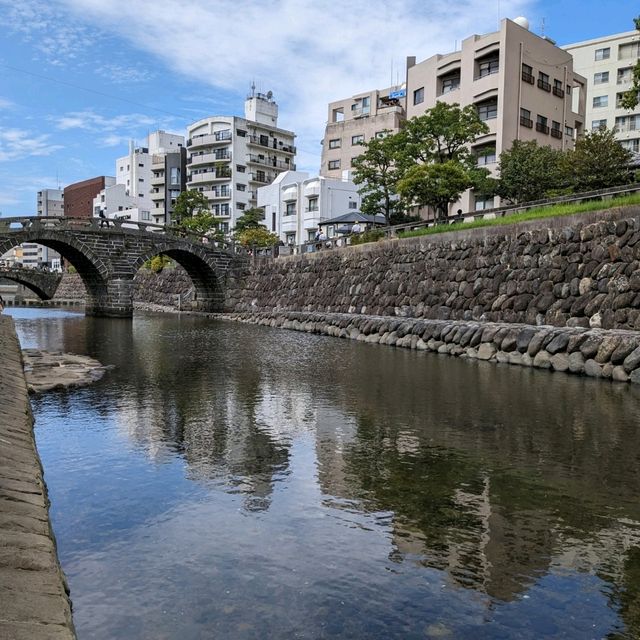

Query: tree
(233, 208), (266, 236)
(567, 128), (633, 191)
(172, 190), (210, 224)
(397, 161), (472, 222)
(620, 17), (640, 110)
(496, 140), (569, 203)
(179, 211), (224, 239)
(236, 227), (280, 248)
(352, 133), (404, 225)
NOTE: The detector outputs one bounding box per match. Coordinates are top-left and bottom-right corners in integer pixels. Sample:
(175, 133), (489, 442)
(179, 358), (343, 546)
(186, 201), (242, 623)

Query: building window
(615, 115), (640, 132)
(351, 157), (359, 166)
(329, 139), (341, 149)
(307, 197), (318, 212)
(536, 115), (549, 134)
(475, 145), (496, 166)
(551, 121), (562, 138)
(618, 67), (634, 84)
(236, 129), (246, 137)
(441, 73), (460, 94)
(413, 87), (424, 105)
(138, 193), (144, 198)
(170, 167), (180, 185)
(592, 119), (608, 130)
(375, 131), (386, 139)
(352, 134), (364, 145)
(617, 91), (640, 108)
(237, 183), (246, 191)
(141, 210), (150, 221)
(594, 71), (609, 85)
(477, 98), (498, 121)
(285, 232), (296, 245)
(537, 72), (551, 91)
(348, 201), (358, 209)
(520, 107), (533, 128)
(621, 138), (640, 152)
(236, 202), (245, 210)
(138, 163), (144, 167)
(521, 63), (534, 84)
(565, 125), (574, 137)
(477, 55), (499, 78)
(593, 95), (608, 108)
(619, 42), (640, 60)
(595, 47), (610, 61)
(553, 79), (565, 98)
(237, 165), (246, 173)
(475, 195), (494, 211)
(220, 204), (229, 216)
(285, 202), (296, 216)
(328, 160), (341, 170)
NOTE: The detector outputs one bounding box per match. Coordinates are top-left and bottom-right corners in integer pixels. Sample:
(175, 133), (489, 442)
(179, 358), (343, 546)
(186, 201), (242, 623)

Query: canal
(8, 307), (640, 639)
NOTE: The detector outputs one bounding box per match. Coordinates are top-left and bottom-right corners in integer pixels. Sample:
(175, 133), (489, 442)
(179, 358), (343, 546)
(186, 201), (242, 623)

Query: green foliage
(233, 208), (266, 236)
(350, 229), (385, 245)
(398, 161), (472, 222)
(620, 16), (640, 110)
(66, 264), (76, 274)
(566, 128), (633, 191)
(172, 190), (210, 224)
(496, 140), (569, 204)
(236, 226), (280, 248)
(179, 212), (225, 240)
(149, 255), (171, 273)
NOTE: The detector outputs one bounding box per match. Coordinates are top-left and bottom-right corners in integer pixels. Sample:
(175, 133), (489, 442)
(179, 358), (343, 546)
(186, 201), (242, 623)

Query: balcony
(189, 151), (232, 166)
(537, 79), (551, 92)
(150, 174), (165, 186)
(150, 190), (164, 201)
(550, 128), (563, 139)
(188, 170), (231, 184)
(203, 189), (231, 200)
(187, 130), (232, 148)
(552, 86), (565, 99)
(520, 116), (533, 128)
(521, 71), (535, 85)
(246, 154), (293, 170)
(536, 122), (550, 134)
(249, 173), (273, 184)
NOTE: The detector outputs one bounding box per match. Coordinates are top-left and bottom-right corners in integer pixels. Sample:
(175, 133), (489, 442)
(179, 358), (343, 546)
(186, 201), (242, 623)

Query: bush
(351, 229), (385, 245)
(149, 255), (170, 273)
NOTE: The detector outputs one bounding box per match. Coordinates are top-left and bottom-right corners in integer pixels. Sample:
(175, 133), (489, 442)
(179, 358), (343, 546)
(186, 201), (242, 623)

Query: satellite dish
(266, 90), (273, 99)
(513, 16), (530, 30)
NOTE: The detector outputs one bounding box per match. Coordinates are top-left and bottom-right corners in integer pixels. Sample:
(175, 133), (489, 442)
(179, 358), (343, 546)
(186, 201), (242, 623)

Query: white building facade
(258, 171), (361, 245)
(565, 31), (640, 153)
(186, 92), (296, 234)
(92, 183), (152, 223)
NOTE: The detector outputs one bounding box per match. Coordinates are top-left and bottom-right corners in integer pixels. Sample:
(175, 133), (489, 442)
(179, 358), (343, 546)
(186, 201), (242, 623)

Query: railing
(550, 128), (563, 139)
(552, 86), (565, 99)
(0, 216), (249, 255)
(537, 79), (551, 92)
(521, 71), (535, 84)
(520, 116), (533, 129)
(536, 122), (550, 134)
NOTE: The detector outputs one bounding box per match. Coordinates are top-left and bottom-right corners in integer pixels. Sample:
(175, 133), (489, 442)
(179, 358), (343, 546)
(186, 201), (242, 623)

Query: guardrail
(0, 216), (249, 255)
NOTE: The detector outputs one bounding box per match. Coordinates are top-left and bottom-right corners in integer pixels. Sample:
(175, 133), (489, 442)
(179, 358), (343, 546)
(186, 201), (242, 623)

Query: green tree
(496, 140), (568, 203)
(352, 133), (404, 225)
(236, 226), (280, 248)
(397, 161), (472, 222)
(620, 17), (640, 110)
(233, 208), (266, 236)
(179, 211), (224, 239)
(172, 190), (210, 224)
(567, 128), (632, 191)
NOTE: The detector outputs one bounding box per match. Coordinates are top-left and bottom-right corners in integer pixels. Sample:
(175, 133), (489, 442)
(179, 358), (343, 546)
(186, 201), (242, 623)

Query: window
(259, 134), (269, 146)
(618, 91), (640, 107)
(138, 163), (144, 168)
(475, 195), (494, 211)
(348, 201), (358, 209)
(328, 160), (341, 170)
(592, 119), (608, 130)
(351, 157), (359, 166)
(236, 202), (245, 210)
(441, 73), (460, 93)
(375, 131), (387, 139)
(236, 129), (246, 137)
(329, 139), (341, 149)
(615, 115), (640, 132)
(413, 87), (424, 105)
(307, 197), (318, 212)
(220, 204), (229, 216)
(237, 165), (246, 173)
(594, 71), (609, 84)
(477, 56), (499, 78)
(618, 67), (633, 84)
(520, 107), (533, 128)
(332, 108), (344, 123)
(537, 72), (551, 91)
(621, 138), (640, 152)
(536, 115), (549, 134)
(237, 183), (246, 192)
(477, 98), (498, 121)
(352, 134), (364, 145)
(285, 202), (296, 216)
(522, 63), (534, 84)
(141, 210), (150, 221)
(138, 193), (144, 198)
(170, 167), (180, 185)
(475, 145), (496, 166)
(553, 79), (565, 98)
(595, 47), (610, 61)
(593, 95), (608, 108)
(551, 121), (562, 138)
(565, 125), (574, 137)
(138, 177), (144, 182)
(619, 42), (640, 60)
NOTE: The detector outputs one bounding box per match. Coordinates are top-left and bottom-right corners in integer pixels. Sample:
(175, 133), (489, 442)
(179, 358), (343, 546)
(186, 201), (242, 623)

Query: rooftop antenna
(251, 80), (256, 98)
(541, 17), (546, 37)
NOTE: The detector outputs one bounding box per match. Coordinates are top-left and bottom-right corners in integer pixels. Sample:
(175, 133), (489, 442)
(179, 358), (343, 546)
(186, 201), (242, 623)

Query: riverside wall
(0, 315), (76, 639)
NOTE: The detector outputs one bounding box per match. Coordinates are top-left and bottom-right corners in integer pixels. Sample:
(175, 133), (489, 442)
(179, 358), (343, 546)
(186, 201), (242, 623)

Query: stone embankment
(0, 316), (76, 639)
(225, 311), (640, 384)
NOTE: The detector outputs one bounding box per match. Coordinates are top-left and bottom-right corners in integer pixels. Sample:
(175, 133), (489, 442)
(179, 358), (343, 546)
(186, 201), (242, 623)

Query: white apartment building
(321, 85), (407, 179)
(92, 183), (152, 223)
(565, 31), (640, 153)
(406, 17), (586, 214)
(35, 188), (64, 267)
(258, 170), (361, 245)
(116, 130), (185, 224)
(186, 91), (296, 234)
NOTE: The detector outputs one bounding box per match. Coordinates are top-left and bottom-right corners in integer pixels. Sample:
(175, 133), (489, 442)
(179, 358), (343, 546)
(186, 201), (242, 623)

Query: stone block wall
(228, 206), (640, 331)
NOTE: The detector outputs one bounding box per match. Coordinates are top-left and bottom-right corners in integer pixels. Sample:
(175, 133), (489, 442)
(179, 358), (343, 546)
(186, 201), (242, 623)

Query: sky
(0, 0), (637, 216)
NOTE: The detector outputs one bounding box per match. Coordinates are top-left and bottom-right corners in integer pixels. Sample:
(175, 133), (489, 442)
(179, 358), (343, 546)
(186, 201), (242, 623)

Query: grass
(396, 192), (640, 239)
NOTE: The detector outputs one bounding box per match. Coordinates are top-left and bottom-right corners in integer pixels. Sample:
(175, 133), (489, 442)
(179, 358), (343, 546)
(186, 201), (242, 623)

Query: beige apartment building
(564, 31), (640, 154)
(405, 17), (586, 214)
(320, 86), (407, 179)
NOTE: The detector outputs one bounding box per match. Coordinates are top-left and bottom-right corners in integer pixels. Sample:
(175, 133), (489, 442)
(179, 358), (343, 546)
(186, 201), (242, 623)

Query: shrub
(351, 229), (385, 245)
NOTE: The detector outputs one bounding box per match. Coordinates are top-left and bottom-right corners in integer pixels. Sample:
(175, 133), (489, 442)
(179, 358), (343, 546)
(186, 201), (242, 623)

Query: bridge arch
(0, 268), (60, 300)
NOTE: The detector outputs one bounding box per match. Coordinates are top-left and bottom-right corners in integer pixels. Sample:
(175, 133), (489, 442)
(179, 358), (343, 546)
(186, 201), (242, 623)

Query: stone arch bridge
(0, 266), (62, 300)
(0, 217), (249, 317)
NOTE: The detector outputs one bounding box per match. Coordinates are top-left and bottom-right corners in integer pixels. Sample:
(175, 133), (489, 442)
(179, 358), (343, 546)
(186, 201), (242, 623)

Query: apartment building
(257, 170), (361, 245)
(406, 17), (586, 213)
(565, 31), (640, 153)
(150, 147), (187, 224)
(320, 85), (406, 179)
(64, 176), (116, 218)
(186, 92), (296, 233)
(35, 188), (63, 267)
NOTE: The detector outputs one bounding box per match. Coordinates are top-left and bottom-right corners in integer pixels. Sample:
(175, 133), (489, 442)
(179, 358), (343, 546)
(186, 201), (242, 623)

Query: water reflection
(10, 307), (640, 639)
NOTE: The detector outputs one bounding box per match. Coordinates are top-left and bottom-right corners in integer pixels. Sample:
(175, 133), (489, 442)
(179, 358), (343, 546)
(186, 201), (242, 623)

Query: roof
(318, 211), (386, 226)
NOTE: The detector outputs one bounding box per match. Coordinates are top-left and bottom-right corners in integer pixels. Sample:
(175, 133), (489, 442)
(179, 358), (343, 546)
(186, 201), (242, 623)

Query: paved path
(0, 315), (76, 639)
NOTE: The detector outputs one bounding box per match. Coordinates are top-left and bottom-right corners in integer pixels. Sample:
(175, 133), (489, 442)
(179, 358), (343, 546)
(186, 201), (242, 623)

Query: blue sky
(0, 0), (637, 216)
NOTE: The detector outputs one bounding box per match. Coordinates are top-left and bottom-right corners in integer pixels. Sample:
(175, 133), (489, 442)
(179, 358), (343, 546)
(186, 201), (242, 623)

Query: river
(8, 306), (640, 639)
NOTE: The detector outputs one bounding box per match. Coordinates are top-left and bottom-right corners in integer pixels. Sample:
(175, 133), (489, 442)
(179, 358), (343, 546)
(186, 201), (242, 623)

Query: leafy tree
(397, 161), (472, 222)
(179, 211), (224, 240)
(567, 128), (633, 191)
(172, 190), (210, 224)
(496, 140), (569, 203)
(620, 17), (640, 110)
(236, 227), (280, 248)
(233, 208), (266, 236)
(352, 133), (404, 225)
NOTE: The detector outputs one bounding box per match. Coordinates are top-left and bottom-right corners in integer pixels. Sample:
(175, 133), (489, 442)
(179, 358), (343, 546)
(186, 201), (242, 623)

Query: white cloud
(0, 128), (63, 162)
(97, 63), (155, 84)
(0, 98), (14, 110)
(52, 110), (159, 132)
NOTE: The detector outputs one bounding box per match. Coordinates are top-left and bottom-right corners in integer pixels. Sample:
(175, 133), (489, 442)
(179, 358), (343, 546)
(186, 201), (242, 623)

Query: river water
(8, 307), (640, 639)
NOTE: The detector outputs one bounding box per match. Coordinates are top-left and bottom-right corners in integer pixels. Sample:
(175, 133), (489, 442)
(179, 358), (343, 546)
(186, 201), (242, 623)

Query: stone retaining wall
(227, 206), (640, 331)
(0, 315), (76, 639)
(225, 311), (640, 384)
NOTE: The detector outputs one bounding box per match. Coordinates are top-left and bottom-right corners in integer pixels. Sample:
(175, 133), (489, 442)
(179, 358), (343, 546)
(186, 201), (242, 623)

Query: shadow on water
(10, 307), (640, 639)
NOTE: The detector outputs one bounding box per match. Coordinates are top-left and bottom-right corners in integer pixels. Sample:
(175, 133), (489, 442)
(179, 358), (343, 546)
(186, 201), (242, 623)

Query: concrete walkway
(0, 315), (76, 639)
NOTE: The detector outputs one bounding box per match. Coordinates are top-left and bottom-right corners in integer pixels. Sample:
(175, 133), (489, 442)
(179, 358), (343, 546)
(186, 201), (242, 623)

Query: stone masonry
(0, 268), (62, 301)
(0, 315), (76, 639)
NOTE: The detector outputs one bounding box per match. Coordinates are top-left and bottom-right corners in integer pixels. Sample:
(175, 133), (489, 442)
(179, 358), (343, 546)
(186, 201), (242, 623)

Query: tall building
(406, 17), (586, 214)
(320, 85), (407, 179)
(564, 30), (640, 153)
(64, 176), (116, 218)
(36, 189), (63, 267)
(257, 170), (361, 245)
(185, 91), (296, 233)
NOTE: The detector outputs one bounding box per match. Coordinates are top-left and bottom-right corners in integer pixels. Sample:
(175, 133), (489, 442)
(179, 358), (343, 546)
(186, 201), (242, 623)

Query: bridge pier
(85, 277), (134, 318)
